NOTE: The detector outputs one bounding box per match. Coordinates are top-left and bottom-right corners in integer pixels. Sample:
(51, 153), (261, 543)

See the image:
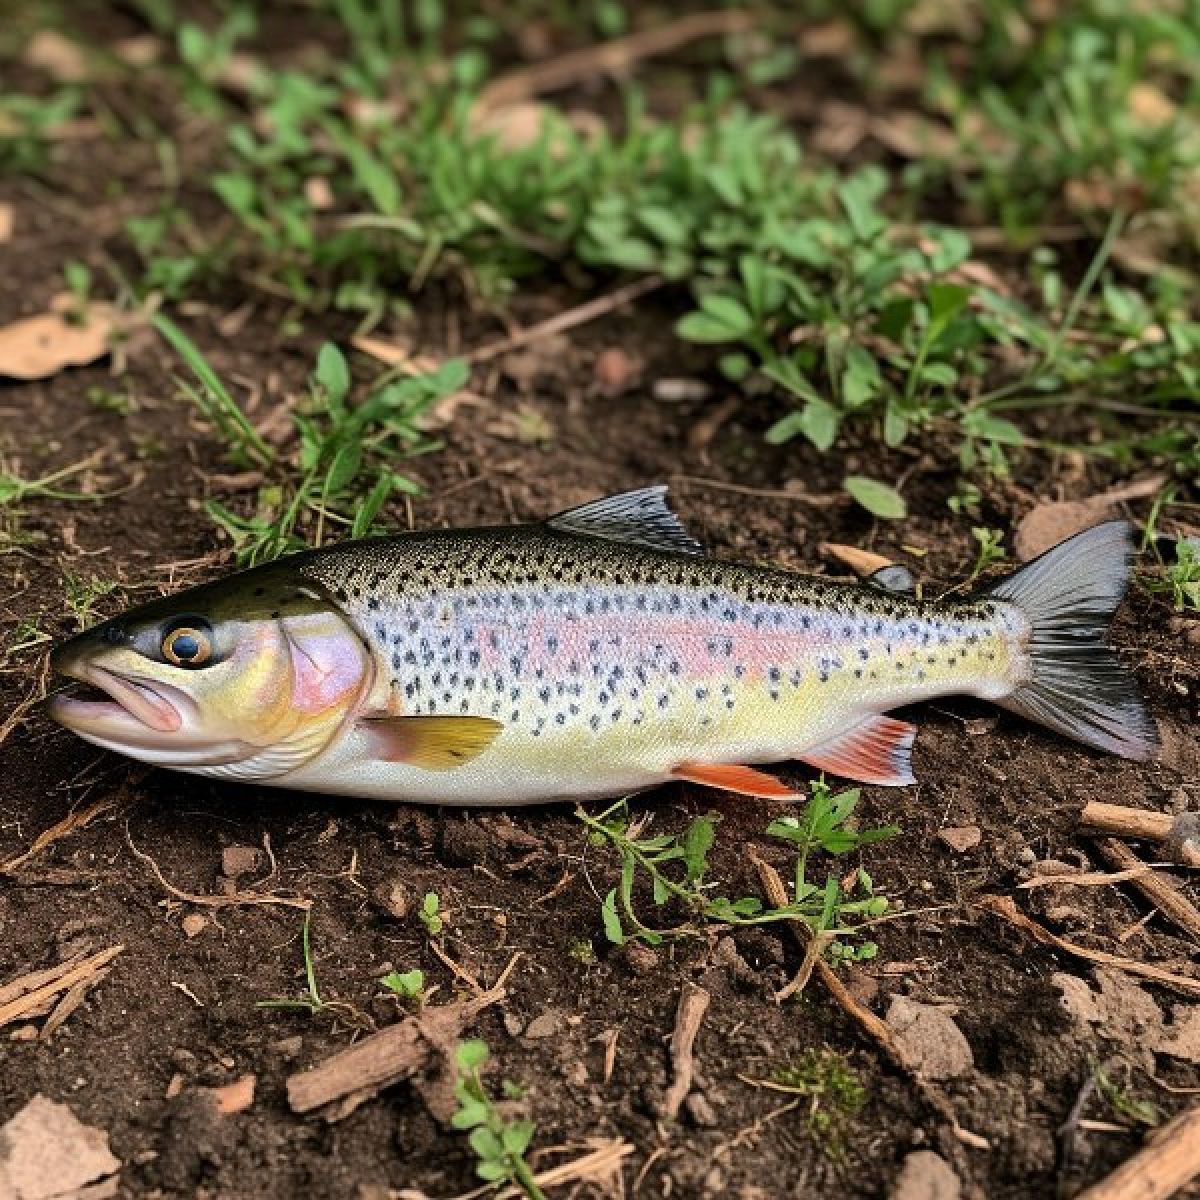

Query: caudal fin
(987, 521), (1158, 761)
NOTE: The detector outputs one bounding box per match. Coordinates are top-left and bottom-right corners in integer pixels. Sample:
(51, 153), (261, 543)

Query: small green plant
(380, 968), (426, 1005)
(579, 779), (895, 952)
(62, 260), (92, 321)
(1146, 539), (1200, 612)
(418, 891), (444, 936)
(966, 527), (1007, 587)
(1093, 1061), (1161, 1129)
(257, 910), (371, 1029)
(155, 319), (464, 565)
(452, 1039), (545, 1200)
(63, 575), (119, 630)
(759, 1049), (867, 1157)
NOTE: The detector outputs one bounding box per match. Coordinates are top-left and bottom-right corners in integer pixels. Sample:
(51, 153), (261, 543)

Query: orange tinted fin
(672, 761), (799, 799)
(359, 715), (503, 770)
(801, 715), (916, 787)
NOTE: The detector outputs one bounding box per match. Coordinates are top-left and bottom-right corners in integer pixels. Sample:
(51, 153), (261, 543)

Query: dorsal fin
(546, 486), (704, 555)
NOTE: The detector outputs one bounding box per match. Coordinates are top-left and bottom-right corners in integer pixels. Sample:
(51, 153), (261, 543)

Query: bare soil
(2, 13), (1198, 1200)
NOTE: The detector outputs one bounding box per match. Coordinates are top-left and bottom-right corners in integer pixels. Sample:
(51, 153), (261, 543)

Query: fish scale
(48, 487), (1157, 805)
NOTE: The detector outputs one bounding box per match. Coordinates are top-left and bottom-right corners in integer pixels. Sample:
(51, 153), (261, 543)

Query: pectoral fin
(801, 715), (916, 786)
(359, 715), (503, 770)
(672, 761), (799, 799)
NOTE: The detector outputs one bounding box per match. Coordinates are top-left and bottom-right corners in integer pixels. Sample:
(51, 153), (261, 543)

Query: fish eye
(161, 625), (213, 668)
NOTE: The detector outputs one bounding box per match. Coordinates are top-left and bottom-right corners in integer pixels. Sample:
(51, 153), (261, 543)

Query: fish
(47, 486), (1158, 805)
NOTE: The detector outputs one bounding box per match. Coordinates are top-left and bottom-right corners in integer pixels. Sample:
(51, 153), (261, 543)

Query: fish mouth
(48, 664), (189, 738)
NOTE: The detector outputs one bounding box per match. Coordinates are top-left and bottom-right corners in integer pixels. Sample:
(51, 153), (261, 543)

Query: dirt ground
(2, 10), (1199, 1200)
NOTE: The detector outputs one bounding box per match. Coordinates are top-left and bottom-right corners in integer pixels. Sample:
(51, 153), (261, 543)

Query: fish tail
(986, 520), (1158, 761)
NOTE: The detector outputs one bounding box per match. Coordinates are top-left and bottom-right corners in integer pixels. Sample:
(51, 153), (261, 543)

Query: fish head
(47, 566), (372, 778)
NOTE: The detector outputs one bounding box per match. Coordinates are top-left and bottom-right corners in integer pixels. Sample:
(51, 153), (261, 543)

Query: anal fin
(801, 715), (916, 787)
(672, 761), (799, 799)
(359, 715), (503, 770)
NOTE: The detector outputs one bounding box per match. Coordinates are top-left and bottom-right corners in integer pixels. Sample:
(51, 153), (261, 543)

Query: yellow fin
(359, 715), (503, 770)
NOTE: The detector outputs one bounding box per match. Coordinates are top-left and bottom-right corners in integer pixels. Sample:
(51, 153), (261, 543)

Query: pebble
(220, 845), (262, 880)
(885, 997), (974, 1080)
(937, 825), (982, 853)
(890, 1150), (961, 1200)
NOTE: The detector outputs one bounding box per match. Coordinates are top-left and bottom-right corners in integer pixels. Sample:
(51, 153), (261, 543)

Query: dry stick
(976, 895), (1200, 999)
(0, 945), (124, 1029)
(0, 796), (117, 875)
(1075, 1103), (1200, 1200)
(1090, 838), (1200, 943)
(287, 985), (506, 1115)
(750, 853), (989, 1152)
(126, 826), (311, 912)
(659, 981), (711, 1121)
(467, 275), (663, 364)
(1018, 866), (1154, 891)
(1080, 802), (1200, 868)
(477, 10), (752, 108)
(450, 1139), (635, 1200)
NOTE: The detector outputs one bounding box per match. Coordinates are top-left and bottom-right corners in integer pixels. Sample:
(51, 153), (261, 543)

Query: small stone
(890, 1150), (961, 1200)
(0, 1095), (120, 1200)
(371, 877), (412, 920)
(503, 1012), (524, 1038)
(9, 1024), (38, 1042)
(221, 845), (262, 880)
(272, 1035), (304, 1062)
(885, 997), (974, 1080)
(180, 913), (208, 939)
(593, 347), (637, 395)
(937, 825), (981, 853)
(523, 1010), (565, 1040)
(616, 942), (659, 976)
(685, 1092), (718, 1128)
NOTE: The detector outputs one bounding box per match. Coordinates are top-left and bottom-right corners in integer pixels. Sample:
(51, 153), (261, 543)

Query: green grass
(579, 778), (895, 953)
(4, 1), (1198, 528)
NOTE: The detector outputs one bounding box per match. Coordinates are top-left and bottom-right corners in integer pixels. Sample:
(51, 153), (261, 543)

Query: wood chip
(1076, 1102), (1200, 1200)
(286, 986), (505, 1117)
(0, 204), (13, 244)
(0, 945), (124, 1030)
(820, 542), (896, 578)
(0, 1095), (119, 1199)
(211, 1074), (256, 1115)
(976, 895), (1200, 998)
(659, 982), (710, 1121)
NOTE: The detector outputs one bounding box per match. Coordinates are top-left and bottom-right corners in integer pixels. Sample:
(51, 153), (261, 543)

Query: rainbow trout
(48, 487), (1156, 804)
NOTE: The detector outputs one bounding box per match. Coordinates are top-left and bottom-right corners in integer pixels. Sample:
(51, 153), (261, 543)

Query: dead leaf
(869, 113), (959, 159)
(23, 30), (88, 82)
(0, 1095), (120, 1200)
(938, 825), (982, 853)
(0, 306), (116, 382)
(470, 101), (554, 151)
(1015, 475), (1166, 560)
(0, 205), (13, 244)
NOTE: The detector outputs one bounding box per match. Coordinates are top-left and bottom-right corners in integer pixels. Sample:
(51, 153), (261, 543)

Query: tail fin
(987, 521), (1158, 761)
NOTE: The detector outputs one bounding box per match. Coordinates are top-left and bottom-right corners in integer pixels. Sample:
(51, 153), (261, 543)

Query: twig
(775, 929), (832, 1002)
(750, 853), (989, 1151)
(976, 895), (1200, 998)
(468, 276), (663, 364)
(477, 10), (752, 108)
(1, 796), (117, 875)
(449, 1137), (635, 1200)
(670, 474), (839, 506)
(1075, 1103), (1200, 1200)
(126, 825), (311, 911)
(1018, 866), (1154, 891)
(287, 985), (506, 1116)
(1090, 839), (1200, 943)
(1080, 802), (1200, 867)
(659, 981), (711, 1121)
